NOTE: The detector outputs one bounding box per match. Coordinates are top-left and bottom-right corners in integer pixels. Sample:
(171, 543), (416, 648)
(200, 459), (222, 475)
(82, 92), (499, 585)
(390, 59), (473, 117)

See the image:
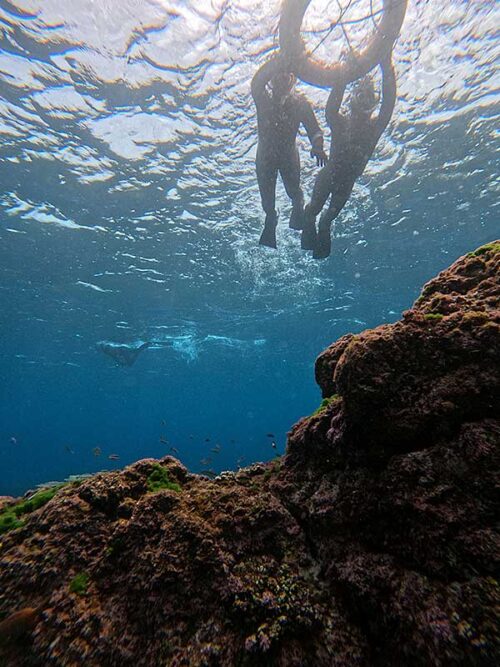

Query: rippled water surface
(1, 0), (498, 494)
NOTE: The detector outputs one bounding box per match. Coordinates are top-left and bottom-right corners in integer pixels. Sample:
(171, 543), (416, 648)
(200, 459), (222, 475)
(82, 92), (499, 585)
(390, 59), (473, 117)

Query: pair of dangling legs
(302, 164), (353, 258)
(256, 148), (304, 249)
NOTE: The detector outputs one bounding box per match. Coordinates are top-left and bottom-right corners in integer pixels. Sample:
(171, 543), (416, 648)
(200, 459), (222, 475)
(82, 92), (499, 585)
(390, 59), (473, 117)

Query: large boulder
(308, 241), (500, 464)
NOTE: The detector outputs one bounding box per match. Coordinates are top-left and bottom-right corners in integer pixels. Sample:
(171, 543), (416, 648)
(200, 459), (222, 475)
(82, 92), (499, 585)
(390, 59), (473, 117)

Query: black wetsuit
(303, 58), (396, 258)
(254, 91), (323, 215)
(251, 59), (323, 227)
(309, 109), (386, 223)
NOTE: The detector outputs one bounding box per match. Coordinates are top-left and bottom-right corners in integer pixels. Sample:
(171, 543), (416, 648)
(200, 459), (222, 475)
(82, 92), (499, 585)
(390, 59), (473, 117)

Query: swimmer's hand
(311, 147), (328, 167)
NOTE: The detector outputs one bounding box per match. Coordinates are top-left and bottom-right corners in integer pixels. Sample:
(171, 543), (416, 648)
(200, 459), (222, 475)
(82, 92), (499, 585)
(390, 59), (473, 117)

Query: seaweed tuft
(146, 464), (181, 493)
(0, 485), (65, 535)
(69, 573), (89, 595)
(467, 243), (500, 257)
(311, 394), (340, 417)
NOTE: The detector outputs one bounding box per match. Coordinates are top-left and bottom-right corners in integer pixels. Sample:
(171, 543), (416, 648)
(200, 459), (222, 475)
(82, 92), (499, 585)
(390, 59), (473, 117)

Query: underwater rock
(310, 240), (500, 464)
(0, 243), (498, 666)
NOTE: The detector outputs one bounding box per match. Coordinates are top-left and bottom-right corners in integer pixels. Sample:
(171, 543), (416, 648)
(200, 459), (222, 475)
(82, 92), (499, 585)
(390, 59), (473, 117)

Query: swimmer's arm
(300, 99), (327, 166)
(251, 55), (282, 104)
(325, 82), (346, 129)
(300, 98), (323, 148)
(375, 56), (396, 134)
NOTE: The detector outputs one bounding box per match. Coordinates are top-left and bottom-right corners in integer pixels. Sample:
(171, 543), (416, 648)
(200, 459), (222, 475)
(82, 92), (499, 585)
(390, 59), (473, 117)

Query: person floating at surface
(302, 55), (397, 259)
(251, 56), (328, 249)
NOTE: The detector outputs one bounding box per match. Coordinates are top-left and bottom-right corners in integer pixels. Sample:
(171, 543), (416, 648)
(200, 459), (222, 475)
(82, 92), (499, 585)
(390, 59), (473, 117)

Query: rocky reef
(0, 243), (498, 666)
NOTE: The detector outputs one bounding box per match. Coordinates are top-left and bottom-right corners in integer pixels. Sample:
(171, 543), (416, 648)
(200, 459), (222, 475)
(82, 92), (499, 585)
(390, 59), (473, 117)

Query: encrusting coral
(0, 242), (498, 666)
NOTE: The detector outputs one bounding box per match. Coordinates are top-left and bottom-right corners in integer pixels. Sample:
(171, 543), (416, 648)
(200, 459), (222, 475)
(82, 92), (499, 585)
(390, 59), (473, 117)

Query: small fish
(92, 447), (102, 457)
(205, 438), (210, 443)
(64, 445), (74, 454)
(9, 436), (17, 445)
(271, 442), (277, 450)
(200, 457), (212, 467)
(159, 435), (168, 444)
(210, 444), (221, 454)
(189, 435), (194, 440)
(266, 433), (275, 438)
(161, 419), (167, 426)
(108, 454), (120, 461)
(169, 446), (179, 455)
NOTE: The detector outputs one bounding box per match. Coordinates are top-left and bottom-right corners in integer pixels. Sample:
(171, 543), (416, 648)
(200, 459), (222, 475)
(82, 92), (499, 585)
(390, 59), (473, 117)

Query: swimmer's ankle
(292, 194), (304, 209)
(303, 211), (314, 227)
(265, 210), (278, 227)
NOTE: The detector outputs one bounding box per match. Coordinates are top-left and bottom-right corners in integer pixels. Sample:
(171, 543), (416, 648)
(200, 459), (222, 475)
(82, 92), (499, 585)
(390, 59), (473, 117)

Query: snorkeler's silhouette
(251, 56), (327, 249)
(302, 55), (396, 259)
(97, 341), (151, 367)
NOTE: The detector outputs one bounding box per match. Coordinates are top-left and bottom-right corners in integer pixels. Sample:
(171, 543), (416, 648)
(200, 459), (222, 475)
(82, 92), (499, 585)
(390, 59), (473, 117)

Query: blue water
(0, 0), (498, 496)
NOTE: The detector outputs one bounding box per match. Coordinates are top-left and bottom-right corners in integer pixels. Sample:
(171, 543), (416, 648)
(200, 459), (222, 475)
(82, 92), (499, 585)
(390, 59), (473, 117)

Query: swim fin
(259, 225), (277, 249)
(301, 221), (317, 251)
(259, 212), (278, 249)
(313, 221), (332, 259)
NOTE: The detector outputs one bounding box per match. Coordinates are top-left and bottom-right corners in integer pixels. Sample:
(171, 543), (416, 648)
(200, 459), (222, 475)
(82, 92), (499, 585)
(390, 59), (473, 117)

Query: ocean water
(0, 0), (497, 496)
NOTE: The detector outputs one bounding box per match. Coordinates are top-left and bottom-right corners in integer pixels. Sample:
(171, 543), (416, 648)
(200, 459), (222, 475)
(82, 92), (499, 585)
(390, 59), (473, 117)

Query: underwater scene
(1, 0), (496, 496)
(0, 1), (499, 665)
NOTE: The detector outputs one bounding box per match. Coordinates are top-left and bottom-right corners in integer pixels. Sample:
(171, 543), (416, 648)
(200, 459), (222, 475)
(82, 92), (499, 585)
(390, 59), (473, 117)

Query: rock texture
(0, 242), (499, 667)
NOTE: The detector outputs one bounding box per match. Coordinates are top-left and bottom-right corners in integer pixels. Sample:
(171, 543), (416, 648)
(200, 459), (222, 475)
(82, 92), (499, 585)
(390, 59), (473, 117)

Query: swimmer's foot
(259, 226), (277, 249)
(313, 223), (331, 259)
(289, 197), (305, 230)
(259, 212), (278, 249)
(301, 220), (317, 250)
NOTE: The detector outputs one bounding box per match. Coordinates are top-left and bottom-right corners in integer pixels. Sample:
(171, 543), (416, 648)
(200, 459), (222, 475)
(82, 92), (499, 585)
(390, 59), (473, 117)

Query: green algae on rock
(146, 463), (182, 493)
(0, 512), (23, 535)
(311, 394), (340, 416)
(467, 242), (500, 257)
(68, 573), (89, 596)
(0, 485), (65, 535)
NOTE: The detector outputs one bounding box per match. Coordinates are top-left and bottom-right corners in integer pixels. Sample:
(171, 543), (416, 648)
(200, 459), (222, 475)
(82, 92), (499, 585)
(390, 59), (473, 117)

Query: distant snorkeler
(302, 55), (397, 259)
(251, 56), (328, 249)
(97, 341), (151, 367)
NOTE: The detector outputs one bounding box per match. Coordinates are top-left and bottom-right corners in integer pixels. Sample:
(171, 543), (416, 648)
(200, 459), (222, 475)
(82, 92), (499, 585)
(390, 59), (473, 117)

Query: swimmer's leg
(302, 165), (331, 250)
(256, 151), (279, 249)
(279, 149), (304, 230)
(314, 187), (353, 259)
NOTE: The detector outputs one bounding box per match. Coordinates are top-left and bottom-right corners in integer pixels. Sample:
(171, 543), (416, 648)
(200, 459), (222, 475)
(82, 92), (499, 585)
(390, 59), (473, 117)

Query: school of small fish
(5, 424), (280, 475)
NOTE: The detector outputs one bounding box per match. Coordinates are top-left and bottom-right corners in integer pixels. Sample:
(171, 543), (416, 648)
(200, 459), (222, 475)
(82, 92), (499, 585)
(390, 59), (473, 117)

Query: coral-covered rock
(305, 241), (500, 464)
(315, 333), (354, 399)
(0, 243), (498, 666)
